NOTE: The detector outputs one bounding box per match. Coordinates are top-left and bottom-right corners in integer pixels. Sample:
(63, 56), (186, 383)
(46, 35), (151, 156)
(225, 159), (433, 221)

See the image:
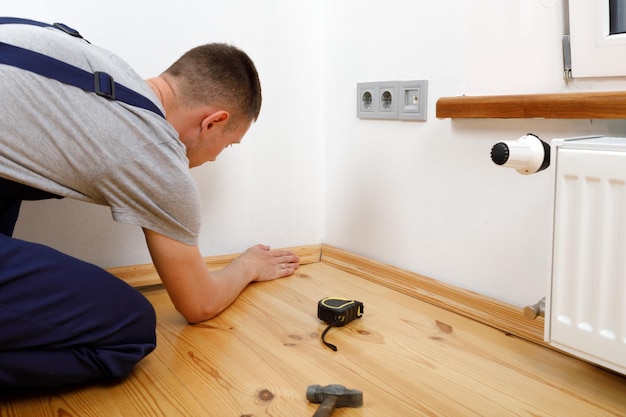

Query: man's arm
(143, 228), (300, 323)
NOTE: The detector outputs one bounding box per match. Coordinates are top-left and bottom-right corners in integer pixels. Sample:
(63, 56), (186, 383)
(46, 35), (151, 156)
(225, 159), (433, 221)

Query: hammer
(306, 384), (363, 417)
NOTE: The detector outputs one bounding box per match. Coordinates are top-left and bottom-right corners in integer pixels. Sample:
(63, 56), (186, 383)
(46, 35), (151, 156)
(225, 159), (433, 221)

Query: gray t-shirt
(0, 23), (201, 245)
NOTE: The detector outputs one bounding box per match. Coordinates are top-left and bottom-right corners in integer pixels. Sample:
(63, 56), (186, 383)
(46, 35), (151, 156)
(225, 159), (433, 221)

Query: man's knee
(79, 275), (158, 379)
(87, 298), (157, 380)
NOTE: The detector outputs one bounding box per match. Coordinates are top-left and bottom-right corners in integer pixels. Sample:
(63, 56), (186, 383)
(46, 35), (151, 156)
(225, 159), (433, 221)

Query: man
(0, 19), (299, 387)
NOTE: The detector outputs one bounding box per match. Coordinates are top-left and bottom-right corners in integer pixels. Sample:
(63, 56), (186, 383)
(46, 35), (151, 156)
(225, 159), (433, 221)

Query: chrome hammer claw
(306, 384), (363, 417)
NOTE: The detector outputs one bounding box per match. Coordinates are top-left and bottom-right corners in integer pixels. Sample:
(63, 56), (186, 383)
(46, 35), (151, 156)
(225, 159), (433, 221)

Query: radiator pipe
(523, 297), (545, 320)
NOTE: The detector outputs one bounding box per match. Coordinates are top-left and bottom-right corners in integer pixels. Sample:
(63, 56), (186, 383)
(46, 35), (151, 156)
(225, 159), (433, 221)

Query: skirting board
(107, 242), (545, 349)
(319, 244), (547, 349)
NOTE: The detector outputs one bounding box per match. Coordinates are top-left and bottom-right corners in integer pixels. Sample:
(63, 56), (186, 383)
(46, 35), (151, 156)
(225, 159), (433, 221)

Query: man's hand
(143, 229), (300, 323)
(230, 244), (300, 282)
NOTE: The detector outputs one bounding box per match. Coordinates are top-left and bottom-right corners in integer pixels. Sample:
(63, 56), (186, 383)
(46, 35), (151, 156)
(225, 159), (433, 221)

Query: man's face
(206, 122), (250, 161)
(188, 120), (251, 168)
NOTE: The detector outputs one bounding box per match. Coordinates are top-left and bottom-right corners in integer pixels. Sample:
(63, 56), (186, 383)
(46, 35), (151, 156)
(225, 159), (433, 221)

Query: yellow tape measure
(317, 297), (364, 351)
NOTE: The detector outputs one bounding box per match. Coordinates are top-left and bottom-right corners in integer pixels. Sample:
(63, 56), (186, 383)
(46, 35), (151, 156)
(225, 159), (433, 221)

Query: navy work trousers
(0, 179), (156, 387)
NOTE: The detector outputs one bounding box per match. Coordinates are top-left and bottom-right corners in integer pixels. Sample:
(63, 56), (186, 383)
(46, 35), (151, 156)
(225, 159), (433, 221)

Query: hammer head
(306, 384), (363, 408)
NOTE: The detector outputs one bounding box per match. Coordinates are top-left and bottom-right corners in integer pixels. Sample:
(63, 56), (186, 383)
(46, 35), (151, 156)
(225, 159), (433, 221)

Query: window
(569, 0), (626, 77)
(610, 0), (626, 34)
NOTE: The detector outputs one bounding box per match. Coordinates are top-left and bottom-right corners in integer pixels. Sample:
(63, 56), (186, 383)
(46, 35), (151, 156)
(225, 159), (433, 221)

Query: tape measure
(317, 297), (364, 351)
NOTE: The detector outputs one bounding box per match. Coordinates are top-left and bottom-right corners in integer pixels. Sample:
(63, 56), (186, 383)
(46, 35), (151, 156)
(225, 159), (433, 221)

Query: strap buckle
(52, 22), (83, 38)
(94, 71), (115, 99)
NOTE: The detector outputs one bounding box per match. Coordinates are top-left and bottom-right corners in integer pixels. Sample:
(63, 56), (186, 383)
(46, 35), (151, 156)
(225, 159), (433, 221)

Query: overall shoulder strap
(0, 17), (58, 30)
(0, 17), (83, 37)
(0, 17), (165, 118)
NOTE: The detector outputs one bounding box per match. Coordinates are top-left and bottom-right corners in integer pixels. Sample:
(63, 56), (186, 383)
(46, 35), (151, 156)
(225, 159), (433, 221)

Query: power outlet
(377, 81), (398, 119)
(398, 80), (428, 121)
(357, 80), (427, 121)
(357, 82), (378, 118)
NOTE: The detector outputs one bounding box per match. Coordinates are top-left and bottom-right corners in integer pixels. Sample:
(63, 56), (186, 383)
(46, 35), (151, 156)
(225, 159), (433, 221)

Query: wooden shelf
(436, 91), (626, 119)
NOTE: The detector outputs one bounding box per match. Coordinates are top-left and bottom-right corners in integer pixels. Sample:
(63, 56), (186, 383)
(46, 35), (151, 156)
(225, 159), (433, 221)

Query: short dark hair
(164, 43), (262, 127)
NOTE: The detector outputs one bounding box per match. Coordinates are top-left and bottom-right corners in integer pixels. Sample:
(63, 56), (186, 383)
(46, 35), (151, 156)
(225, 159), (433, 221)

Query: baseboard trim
(107, 244), (322, 288)
(319, 244), (547, 348)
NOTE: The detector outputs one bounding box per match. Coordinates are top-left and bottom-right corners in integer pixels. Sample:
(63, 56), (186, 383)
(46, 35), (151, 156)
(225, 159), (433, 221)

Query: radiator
(546, 136), (626, 375)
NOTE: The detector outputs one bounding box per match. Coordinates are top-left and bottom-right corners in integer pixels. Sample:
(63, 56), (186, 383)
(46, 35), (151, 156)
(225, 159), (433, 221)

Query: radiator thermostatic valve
(491, 133), (550, 175)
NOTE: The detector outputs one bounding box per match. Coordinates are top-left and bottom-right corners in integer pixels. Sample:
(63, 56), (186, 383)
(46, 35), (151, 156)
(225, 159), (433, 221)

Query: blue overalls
(0, 18), (159, 387)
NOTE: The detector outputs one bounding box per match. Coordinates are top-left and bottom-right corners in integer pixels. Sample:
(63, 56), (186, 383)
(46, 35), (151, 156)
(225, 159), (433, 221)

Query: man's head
(161, 43), (262, 166)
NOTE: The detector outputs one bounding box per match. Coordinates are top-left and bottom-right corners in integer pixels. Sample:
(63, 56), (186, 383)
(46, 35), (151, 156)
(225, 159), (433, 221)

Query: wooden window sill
(436, 91), (626, 119)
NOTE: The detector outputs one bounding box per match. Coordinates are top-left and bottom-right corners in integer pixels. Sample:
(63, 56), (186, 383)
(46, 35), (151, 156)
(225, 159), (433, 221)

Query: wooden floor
(2, 261), (626, 416)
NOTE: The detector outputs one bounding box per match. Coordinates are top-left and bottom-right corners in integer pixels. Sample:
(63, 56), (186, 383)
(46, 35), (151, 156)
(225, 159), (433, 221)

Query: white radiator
(546, 136), (626, 375)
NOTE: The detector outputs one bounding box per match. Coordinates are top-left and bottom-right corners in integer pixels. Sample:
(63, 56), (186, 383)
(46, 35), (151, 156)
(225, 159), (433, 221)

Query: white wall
(7, 1), (324, 267)
(7, 1), (626, 308)
(323, 0), (626, 307)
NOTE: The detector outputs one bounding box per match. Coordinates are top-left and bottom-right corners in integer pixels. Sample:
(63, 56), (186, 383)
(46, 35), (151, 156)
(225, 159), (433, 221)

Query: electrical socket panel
(357, 80), (428, 121)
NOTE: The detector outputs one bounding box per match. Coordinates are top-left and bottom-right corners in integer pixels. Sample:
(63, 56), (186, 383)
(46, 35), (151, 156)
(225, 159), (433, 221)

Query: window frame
(569, 0), (626, 78)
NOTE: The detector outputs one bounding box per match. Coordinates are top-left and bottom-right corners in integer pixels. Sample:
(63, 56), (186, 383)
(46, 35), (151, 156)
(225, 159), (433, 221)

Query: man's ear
(201, 110), (229, 132)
